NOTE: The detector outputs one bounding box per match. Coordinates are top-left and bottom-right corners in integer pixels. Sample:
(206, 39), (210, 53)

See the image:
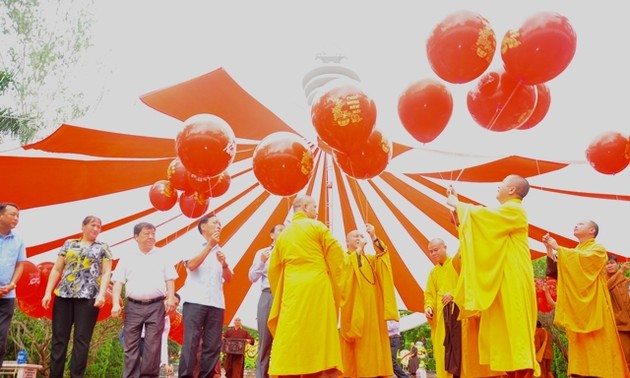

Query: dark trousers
(390, 335), (407, 378)
(179, 302), (224, 378)
(50, 297), (100, 378)
(123, 300), (165, 378)
(256, 289), (273, 378)
(0, 298), (15, 368)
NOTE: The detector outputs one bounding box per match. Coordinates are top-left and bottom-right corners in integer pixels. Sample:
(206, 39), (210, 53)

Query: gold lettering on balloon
(300, 150), (314, 176)
(501, 30), (521, 54)
(380, 137), (390, 153)
(332, 95), (364, 127)
(476, 26), (496, 61)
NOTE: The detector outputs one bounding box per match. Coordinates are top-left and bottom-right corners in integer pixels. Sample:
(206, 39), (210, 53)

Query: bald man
(339, 224), (398, 378)
(222, 317), (254, 378)
(447, 174), (539, 377)
(544, 220), (630, 377)
(267, 195), (346, 377)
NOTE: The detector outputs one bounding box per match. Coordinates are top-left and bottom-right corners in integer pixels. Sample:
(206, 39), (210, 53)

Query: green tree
(0, 0), (106, 145)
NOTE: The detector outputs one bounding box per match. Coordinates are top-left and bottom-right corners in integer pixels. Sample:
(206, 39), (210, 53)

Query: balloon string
(486, 80), (524, 132)
(348, 163), (368, 225)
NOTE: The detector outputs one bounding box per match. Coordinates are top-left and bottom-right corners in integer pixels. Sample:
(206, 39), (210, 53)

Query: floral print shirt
(54, 239), (112, 299)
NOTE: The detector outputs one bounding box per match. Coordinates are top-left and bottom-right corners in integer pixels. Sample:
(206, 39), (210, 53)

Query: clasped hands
(446, 185), (459, 208)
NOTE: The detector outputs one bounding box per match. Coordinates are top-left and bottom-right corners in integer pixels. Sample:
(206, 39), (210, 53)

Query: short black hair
(608, 254), (618, 262)
(197, 213), (218, 233)
(0, 202), (19, 214)
(133, 222), (155, 236)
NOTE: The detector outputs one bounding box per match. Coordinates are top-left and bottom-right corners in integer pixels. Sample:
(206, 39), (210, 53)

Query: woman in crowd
(42, 215), (113, 378)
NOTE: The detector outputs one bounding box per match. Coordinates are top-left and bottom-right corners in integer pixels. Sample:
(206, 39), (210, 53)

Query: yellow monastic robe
(339, 247), (398, 378)
(267, 211), (346, 376)
(555, 238), (630, 377)
(424, 256), (458, 378)
(453, 199), (539, 375)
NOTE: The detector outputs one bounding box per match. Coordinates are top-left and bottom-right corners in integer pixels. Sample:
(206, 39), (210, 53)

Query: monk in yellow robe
(267, 195), (346, 377)
(543, 220), (630, 377)
(424, 238), (459, 378)
(533, 321), (554, 378)
(447, 174), (539, 377)
(339, 224), (398, 378)
(606, 255), (630, 370)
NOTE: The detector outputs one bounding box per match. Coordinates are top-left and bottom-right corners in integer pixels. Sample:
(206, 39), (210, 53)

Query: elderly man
(267, 195), (346, 377)
(339, 224), (398, 377)
(543, 220), (630, 377)
(222, 317), (254, 378)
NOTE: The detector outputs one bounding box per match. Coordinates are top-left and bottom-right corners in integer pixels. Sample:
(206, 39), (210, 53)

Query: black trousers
(0, 298), (15, 368)
(178, 302), (224, 378)
(123, 300), (165, 378)
(390, 335), (408, 378)
(256, 290), (273, 378)
(50, 297), (100, 378)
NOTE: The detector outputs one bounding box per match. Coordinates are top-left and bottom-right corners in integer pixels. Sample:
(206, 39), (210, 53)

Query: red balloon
(311, 82), (377, 153)
(17, 295), (45, 318)
(168, 310), (184, 345)
(501, 12), (577, 85)
(426, 10), (496, 84)
(517, 84), (551, 130)
(585, 131), (630, 175)
(187, 173), (212, 195)
(534, 277), (557, 313)
(15, 261), (41, 300)
(149, 180), (179, 211)
(333, 129), (392, 180)
(167, 158), (192, 192)
(175, 114), (237, 177)
(208, 171), (231, 197)
(252, 132), (315, 196)
(467, 69), (537, 132)
(97, 285), (119, 322)
(179, 191), (209, 218)
(398, 79), (453, 143)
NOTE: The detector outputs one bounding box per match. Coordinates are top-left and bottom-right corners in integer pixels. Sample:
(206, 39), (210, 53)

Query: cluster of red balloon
(585, 131), (630, 175)
(15, 261), (117, 321)
(309, 80), (392, 179)
(252, 132), (315, 196)
(398, 11), (576, 143)
(534, 277), (557, 313)
(149, 114), (236, 218)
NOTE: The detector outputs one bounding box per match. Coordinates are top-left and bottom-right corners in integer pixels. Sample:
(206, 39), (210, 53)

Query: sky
(64, 0), (628, 163)
(4, 1), (630, 329)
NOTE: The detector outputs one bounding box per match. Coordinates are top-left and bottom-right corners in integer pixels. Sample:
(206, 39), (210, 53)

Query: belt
(127, 296), (165, 305)
(262, 288), (271, 293)
(389, 335), (400, 339)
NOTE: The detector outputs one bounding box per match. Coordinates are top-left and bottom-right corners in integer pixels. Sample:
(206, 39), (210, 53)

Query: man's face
(271, 225), (285, 242)
(234, 318), (242, 329)
(134, 227), (156, 250)
(202, 216), (222, 236)
(0, 205), (19, 230)
(428, 241), (447, 264)
(496, 177), (514, 204)
(606, 259), (619, 274)
(302, 199), (318, 219)
(346, 231), (366, 252)
(573, 220), (592, 239)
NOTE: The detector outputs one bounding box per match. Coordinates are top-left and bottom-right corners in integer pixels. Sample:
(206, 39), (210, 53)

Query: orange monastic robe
(425, 256), (458, 378)
(555, 238), (630, 377)
(340, 245), (398, 378)
(453, 199), (539, 375)
(267, 211), (346, 376)
(608, 269), (630, 369)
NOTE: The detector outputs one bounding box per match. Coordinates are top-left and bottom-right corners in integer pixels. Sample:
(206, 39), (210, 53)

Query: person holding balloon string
(41, 215), (113, 378)
(0, 202), (26, 369)
(542, 220), (630, 377)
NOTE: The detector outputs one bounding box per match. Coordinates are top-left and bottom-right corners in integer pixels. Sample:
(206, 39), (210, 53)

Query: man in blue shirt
(0, 202), (26, 367)
(248, 224), (284, 378)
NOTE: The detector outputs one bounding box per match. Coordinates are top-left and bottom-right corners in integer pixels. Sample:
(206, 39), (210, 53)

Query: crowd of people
(1, 171), (630, 378)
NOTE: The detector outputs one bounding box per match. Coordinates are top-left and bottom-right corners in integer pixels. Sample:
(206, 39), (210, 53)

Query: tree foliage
(0, 0), (104, 144)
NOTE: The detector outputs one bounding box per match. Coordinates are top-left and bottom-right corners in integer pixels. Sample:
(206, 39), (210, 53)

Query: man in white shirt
(248, 224), (284, 378)
(111, 222), (178, 378)
(178, 214), (233, 378)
